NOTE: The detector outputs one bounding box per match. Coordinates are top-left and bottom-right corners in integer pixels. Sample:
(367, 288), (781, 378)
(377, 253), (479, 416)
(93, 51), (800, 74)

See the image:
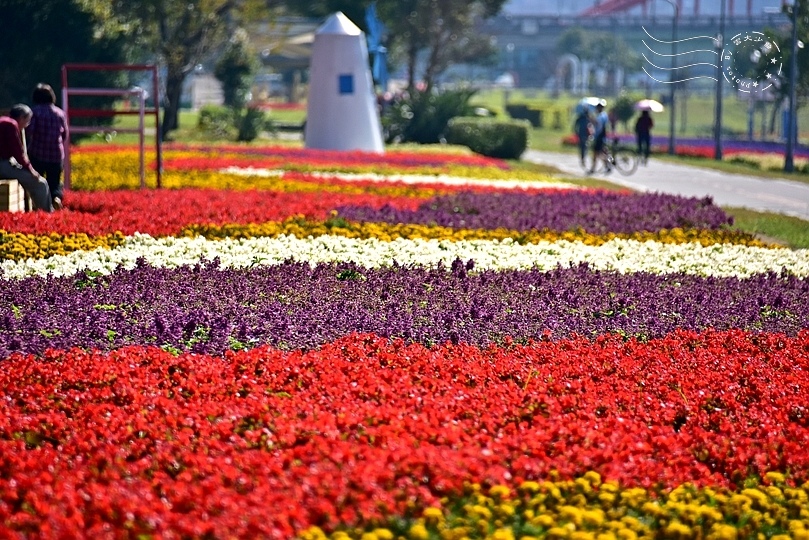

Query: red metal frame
(61, 63), (162, 188)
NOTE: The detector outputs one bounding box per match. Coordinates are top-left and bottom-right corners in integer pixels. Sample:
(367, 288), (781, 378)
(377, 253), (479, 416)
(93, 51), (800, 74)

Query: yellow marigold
(545, 527), (571, 539)
(583, 472), (602, 487)
(360, 533), (379, 540)
(423, 507), (444, 522)
(664, 520), (693, 538)
(495, 503), (516, 519)
(373, 529), (395, 540)
(706, 524), (738, 540)
(619, 488), (647, 508)
(598, 492), (616, 506)
(595, 534), (617, 540)
(297, 526), (327, 540)
(469, 504), (492, 520)
(559, 506), (584, 527)
(520, 481), (541, 494)
(741, 488), (769, 508)
(530, 514), (555, 529)
(582, 509), (606, 528)
(490, 485), (511, 500)
(574, 478), (593, 495)
(614, 529), (637, 540)
(408, 523), (429, 540)
(490, 528), (516, 540)
(765, 472), (787, 485)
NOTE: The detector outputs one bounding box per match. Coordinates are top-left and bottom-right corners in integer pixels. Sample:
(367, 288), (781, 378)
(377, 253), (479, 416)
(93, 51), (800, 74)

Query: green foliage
(755, 2), (809, 112)
(110, 0), (243, 139)
(556, 27), (640, 72)
(505, 104), (543, 127)
(237, 107), (266, 142)
(382, 87), (477, 144)
(612, 93), (638, 131)
(197, 105), (236, 138)
(280, 0), (507, 90)
(0, 0), (128, 129)
(196, 104), (266, 142)
(215, 29), (259, 109)
(445, 117), (529, 159)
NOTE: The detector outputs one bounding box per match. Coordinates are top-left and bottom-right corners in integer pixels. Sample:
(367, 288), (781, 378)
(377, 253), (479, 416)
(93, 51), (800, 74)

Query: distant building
(502, 0), (786, 17)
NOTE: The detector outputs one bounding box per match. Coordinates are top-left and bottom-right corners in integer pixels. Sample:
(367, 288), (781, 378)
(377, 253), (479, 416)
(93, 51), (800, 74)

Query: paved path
(523, 149), (809, 221)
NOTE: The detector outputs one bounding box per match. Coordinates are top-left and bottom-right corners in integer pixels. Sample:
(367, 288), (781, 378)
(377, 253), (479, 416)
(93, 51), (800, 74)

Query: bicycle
(581, 137), (639, 176)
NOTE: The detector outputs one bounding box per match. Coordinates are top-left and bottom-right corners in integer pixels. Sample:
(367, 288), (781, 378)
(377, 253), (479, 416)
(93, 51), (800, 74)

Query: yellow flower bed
(179, 217), (770, 248)
(0, 231), (127, 261)
(298, 472), (809, 540)
(69, 150), (558, 192)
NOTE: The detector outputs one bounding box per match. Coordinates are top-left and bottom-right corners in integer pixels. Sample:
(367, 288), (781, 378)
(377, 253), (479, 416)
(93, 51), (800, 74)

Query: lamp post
(714, 0), (726, 160)
(662, 0), (678, 154)
(785, 1), (800, 173)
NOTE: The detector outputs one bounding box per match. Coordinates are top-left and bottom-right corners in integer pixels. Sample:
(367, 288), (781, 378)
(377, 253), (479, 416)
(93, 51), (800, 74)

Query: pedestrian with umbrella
(634, 99), (663, 165)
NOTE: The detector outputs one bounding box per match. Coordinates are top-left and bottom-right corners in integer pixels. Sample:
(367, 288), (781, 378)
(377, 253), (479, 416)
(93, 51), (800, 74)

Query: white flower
(3, 235), (808, 280)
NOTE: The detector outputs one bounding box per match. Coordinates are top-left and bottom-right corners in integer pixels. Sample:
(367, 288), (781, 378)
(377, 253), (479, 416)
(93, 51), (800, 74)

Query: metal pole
(664, 0), (679, 155)
(714, 0), (726, 160)
(785, 1), (799, 172)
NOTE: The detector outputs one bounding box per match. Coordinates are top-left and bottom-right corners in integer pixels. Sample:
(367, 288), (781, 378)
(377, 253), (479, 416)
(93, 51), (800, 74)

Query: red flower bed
(1, 330), (807, 538)
(0, 189), (424, 236)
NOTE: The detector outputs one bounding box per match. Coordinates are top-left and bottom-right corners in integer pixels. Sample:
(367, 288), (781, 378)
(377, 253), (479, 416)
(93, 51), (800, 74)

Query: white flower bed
(221, 167), (579, 190)
(3, 234), (808, 280)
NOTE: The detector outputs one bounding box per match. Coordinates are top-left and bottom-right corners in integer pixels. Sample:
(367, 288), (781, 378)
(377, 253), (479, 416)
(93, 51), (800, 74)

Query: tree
(755, 2), (809, 136)
(215, 28), (259, 109)
(110, 0), (247, 140)
(556, 28), (641, 94)
(279, 0), (507, 91)
(0, 0), (129, 112)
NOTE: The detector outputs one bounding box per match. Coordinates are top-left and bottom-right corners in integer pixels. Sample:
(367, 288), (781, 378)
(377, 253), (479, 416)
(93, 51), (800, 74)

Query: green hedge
(445, 117), (529, 160)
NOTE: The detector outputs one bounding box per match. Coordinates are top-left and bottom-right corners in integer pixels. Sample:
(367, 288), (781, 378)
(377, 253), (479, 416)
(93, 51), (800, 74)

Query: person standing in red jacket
(0, 104), (54, 212)
(26, 83), (67, 210)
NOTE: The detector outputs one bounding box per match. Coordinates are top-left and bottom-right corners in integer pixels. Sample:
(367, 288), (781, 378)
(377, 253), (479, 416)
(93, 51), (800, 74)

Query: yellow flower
(490, 528), (515, 540)
(409, 523), (429, 540)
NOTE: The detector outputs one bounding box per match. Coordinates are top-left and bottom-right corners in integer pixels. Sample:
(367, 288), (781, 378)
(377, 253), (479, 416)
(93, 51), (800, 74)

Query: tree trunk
(406, 46), (418, 91)
(769, 98), (784, 136)
(162, 70), (186, 141)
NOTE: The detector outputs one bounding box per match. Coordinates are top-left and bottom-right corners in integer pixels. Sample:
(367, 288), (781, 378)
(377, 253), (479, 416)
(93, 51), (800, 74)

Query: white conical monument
(304, 12), (384, 153)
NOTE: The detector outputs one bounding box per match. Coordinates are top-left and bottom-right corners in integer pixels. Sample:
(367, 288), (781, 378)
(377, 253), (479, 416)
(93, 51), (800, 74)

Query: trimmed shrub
(445, 117), (529, 159)
(197, 105), (236, 139)
(382, 87), (477, 144)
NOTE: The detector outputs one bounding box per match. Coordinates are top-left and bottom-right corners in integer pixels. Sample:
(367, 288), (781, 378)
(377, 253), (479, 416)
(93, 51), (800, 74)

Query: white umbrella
(635, 99), (664, 113)
(575, 97), (606, 114)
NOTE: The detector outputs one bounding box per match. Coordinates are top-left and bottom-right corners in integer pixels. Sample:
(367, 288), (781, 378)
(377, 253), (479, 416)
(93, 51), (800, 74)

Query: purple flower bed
(335, 191), (732, 233)
(2, 261), (806, 357)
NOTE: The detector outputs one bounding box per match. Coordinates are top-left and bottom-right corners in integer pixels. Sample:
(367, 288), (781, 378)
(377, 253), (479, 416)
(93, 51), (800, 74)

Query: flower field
(1, 144), (809, 539)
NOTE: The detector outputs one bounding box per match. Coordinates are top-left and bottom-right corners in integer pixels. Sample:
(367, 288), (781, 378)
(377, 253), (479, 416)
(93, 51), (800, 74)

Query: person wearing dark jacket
(0, 104), (54, 212)
(635, 110), (654, 164)
(26, 83), (67, 209)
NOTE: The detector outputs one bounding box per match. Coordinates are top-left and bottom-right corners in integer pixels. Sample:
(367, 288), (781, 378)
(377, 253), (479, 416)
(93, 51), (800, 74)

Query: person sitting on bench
(0, 104), (54, 212)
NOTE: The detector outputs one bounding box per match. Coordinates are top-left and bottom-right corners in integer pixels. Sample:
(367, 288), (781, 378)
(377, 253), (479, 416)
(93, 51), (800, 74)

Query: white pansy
(3, 234), (808, 280)
(219, 166), (578, 191)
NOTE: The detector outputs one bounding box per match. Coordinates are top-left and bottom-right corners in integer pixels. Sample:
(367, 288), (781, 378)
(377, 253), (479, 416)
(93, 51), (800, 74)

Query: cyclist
(589, 101), (611, 174)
